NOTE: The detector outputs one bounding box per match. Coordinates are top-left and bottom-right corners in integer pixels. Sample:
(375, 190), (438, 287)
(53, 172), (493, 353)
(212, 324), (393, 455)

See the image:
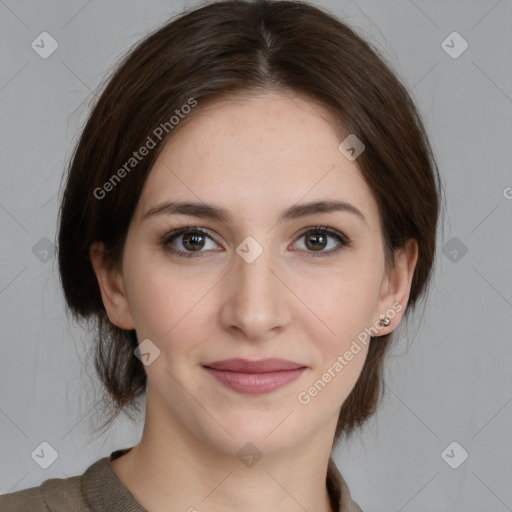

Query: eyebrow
(143, 199), (366, 224)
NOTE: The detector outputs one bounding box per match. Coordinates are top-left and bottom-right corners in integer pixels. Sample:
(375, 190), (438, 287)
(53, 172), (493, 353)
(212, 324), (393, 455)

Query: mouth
(202, 358), (307, 395)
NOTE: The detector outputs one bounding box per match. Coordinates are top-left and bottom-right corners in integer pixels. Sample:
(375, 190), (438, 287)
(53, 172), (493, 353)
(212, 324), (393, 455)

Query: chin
(190, 407), (314, 461)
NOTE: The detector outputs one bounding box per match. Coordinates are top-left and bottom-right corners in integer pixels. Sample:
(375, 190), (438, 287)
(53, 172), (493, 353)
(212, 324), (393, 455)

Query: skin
(90, 90), (418, 512)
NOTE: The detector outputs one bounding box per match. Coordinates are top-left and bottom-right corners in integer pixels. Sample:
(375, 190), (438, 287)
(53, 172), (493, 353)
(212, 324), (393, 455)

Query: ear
(89, 241), (135, 330)
(373, 238), (418, 335)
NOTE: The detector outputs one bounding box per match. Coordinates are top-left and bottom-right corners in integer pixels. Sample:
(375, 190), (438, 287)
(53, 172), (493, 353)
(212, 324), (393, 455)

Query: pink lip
(203, 358), (307, 394)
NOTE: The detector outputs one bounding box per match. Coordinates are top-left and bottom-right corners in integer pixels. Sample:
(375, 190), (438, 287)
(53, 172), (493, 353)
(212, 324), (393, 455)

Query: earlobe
(375, 239), (419, 334)
(89, 241), (135, 330)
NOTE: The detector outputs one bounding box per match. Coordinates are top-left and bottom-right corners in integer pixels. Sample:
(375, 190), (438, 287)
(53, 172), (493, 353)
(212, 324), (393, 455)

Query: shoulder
(0, 483), (50, 511)
(0, 452), (135, 512)
(327, 457), (364, 512)
(0, 466), (95, 512)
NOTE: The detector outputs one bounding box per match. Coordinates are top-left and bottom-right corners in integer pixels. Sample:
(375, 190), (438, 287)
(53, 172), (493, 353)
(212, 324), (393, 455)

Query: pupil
(306, 233), (326, 251)
(183, 233), (204, 251)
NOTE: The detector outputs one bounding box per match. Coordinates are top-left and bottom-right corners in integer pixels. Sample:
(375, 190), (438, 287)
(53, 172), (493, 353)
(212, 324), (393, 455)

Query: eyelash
(158, 225), (352, 259)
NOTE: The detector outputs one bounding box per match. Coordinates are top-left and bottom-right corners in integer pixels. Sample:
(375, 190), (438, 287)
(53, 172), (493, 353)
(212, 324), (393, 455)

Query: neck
(110, 389), (337, 512)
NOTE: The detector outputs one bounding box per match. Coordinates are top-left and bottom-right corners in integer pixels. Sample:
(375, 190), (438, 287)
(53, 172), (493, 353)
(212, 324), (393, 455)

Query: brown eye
(293, 226), (351, 256)
(304, 231), (328, 251)
(160, 227), (220, 258)
(160, 225), (351, 260)
(181, 232), (206, 251)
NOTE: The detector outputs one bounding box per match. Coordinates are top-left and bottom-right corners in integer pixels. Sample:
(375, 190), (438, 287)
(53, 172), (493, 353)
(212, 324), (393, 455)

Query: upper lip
(203, 358), (306, 373)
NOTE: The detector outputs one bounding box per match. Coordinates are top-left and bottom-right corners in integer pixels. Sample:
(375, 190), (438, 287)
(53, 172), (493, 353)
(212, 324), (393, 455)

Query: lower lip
(204, 367), (306, 394)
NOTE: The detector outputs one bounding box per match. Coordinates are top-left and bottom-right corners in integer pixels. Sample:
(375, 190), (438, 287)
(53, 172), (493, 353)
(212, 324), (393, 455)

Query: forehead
(135, 91), (380, 228)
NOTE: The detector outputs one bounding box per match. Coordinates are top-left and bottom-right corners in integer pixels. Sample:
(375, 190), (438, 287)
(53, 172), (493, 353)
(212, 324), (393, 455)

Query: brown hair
(58, 0), (444, 442)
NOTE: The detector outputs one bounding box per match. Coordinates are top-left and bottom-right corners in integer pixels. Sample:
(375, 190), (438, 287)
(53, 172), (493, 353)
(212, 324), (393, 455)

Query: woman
(0, 0), (442, 510)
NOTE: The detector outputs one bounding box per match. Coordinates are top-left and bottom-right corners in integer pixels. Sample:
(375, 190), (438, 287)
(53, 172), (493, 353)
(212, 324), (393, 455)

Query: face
(92, 90), (416, 459)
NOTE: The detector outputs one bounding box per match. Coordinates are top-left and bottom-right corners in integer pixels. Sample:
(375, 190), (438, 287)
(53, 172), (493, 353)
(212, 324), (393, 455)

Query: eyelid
(159, 224), (351, 258)
(159, 226), (222, 251)
(290, 225), (352, 256)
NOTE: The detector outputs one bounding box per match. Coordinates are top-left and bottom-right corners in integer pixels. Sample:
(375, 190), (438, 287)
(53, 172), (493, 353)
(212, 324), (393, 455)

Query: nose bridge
(220, 235), (290, 339)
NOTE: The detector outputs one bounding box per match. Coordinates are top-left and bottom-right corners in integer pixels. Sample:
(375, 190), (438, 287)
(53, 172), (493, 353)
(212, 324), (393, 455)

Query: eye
(159, 227), (221, 258)
(159, 225), (352, 259)
(291, 226), (352, 257)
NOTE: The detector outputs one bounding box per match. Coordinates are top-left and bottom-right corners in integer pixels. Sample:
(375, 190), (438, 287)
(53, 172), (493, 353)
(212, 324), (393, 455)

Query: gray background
(1, 0), (511, 511)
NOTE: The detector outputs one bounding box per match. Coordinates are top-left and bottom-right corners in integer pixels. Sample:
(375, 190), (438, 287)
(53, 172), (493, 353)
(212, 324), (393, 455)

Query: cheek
(294, 263), (382, 406)
(123, 256), (188, 339)
(296, 280), (375, 413)
(300, 265), (383, 346)
(123, 254), (219, 371)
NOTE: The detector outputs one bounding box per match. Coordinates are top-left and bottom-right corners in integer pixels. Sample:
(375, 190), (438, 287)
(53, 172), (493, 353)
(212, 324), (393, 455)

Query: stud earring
(378, 316), (390, 327)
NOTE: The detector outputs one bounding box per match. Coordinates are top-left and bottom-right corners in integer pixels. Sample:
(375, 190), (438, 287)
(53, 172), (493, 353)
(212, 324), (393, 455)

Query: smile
(203, 358), (307, 394)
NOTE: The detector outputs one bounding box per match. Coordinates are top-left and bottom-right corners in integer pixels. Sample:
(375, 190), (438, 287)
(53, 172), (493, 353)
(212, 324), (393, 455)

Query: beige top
(0, 447), (363, 511)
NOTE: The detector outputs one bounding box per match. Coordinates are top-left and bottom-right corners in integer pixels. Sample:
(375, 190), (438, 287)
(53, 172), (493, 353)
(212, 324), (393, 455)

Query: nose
(219, 242), (292, 342)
